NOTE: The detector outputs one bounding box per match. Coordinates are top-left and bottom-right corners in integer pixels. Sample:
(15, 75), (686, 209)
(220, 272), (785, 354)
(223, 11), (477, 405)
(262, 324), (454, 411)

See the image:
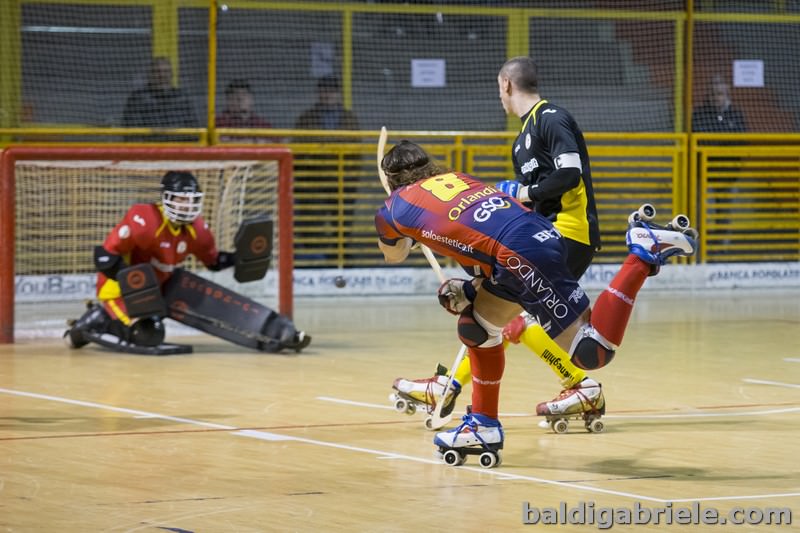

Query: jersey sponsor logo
(520, 157), (539, 174)
(421, 229), (474, 255)
(446, 185), (498, 221)
(160, 241), (171, 248)
(177, 241), (187, 254)
(525, 133), (532, 150)
(568, 287), (585, 304)
(532, 228), (560, 242)
(118, 225), (131, 239)
(514, 144), (521, 154)
(133, 214), (146, 227)
(505, 255), (569, 319)
(473, 197), (511, 222)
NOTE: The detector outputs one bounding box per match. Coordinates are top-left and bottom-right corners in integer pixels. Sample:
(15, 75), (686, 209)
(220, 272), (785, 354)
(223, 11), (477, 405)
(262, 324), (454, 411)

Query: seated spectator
(122, 56), (198, 141)
(216, 79), (275, 143)
(294, 75), (359, 132)
(692, 75), (746, 133)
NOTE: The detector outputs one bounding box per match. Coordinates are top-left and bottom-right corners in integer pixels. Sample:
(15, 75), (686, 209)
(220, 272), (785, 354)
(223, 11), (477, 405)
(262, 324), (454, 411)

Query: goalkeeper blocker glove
(208, 251), (236, 271)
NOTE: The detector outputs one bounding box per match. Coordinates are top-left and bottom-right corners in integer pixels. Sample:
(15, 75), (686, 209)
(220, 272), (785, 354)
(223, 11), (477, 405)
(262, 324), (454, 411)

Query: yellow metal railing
(691, 133), (800, 263)
(4, 128), (798, 266)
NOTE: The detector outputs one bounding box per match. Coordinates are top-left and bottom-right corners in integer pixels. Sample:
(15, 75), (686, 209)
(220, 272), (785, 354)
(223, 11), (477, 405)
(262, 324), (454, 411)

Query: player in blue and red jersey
(376, 141), (696, 465)
(393, 56), (606, 428)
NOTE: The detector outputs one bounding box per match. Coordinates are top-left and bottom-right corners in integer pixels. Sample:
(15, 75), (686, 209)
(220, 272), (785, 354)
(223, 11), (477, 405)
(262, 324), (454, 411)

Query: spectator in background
(294, 75), (359, 132)
(692, 75), (746, 133)
(692, 75), (747, 255)
(216, 79), (275, 143)
(122, 57), (198, 141)
(292, 75), (360, 266)
(217, 79), (272, 129)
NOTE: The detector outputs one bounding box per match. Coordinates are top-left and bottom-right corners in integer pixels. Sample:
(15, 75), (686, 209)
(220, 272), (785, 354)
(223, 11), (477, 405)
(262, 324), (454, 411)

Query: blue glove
(496, 180), (520, 198)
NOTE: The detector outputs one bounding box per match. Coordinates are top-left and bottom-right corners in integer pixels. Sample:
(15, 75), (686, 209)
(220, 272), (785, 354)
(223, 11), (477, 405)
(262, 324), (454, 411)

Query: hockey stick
(378, 126), (466, 430)
(377, 127), (446, 284)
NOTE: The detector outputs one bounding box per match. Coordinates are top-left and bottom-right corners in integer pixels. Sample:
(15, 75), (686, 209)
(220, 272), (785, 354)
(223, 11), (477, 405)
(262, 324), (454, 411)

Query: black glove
(94, 245), (126, 280)
(208, 251), (236, 271)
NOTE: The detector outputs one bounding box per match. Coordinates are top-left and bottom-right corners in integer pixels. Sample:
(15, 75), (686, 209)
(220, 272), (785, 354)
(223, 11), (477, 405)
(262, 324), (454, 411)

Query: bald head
(499, 57), (539, 94)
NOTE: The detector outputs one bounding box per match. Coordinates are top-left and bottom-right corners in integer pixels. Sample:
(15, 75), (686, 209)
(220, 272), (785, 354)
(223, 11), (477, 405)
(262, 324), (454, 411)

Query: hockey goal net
(0, 146), (294, 342)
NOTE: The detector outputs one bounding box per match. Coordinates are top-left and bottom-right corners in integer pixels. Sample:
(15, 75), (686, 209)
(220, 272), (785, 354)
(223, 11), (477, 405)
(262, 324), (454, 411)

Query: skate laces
(423, 375), (458, 412)
(450, 414), (491, 446)
(551, 383), (603, 413)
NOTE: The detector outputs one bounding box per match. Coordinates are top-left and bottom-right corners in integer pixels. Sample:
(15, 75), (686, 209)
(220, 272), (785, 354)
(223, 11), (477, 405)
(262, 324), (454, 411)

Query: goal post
(0, 146), (294, 343)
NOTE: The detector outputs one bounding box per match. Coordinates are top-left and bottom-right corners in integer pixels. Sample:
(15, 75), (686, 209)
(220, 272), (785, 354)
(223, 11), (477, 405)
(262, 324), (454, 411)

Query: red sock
(590, 254), (651, 346)
(468, 344), (505, 419)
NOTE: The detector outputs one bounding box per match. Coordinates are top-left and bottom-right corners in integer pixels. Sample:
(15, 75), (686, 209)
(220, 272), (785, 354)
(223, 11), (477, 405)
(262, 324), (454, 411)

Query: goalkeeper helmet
(160, 171), (203, 224)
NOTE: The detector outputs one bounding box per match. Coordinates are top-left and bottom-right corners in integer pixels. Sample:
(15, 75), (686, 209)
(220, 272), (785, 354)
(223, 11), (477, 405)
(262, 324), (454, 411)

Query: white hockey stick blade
(377, 126), (390, 194)
(425, 344), (468, 430)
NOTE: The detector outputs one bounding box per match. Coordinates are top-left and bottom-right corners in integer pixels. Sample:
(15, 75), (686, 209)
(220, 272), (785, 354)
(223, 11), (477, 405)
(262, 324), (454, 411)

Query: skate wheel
(586, 418), (605, 433)
(670, 214), (690, 230)
(443, 449), (464, 466)
(684, 227), (699, 240)
(479, 451), (499, 468)
(639, 203), (656, 221)
(405, 402), (417, 415)
(393, 398), (409, 414)
(553, 419), (569, 434)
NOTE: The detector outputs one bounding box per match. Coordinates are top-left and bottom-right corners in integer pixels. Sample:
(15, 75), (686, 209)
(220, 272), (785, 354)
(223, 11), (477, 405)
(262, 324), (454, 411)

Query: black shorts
(483, 221), (590, 337)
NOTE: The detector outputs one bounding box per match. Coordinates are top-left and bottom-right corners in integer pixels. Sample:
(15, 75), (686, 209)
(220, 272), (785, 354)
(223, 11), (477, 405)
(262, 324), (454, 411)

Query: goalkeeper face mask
(160, 171), (204, 224)
(162, 190), (204, 224)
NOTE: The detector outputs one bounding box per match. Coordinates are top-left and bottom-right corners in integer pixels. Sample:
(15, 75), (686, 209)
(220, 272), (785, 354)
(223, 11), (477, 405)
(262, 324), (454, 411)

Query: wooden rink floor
(1, 289), (799, 532)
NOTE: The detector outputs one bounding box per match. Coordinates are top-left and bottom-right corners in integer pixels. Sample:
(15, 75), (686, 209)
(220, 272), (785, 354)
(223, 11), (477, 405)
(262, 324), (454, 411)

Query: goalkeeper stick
(377, 126), (466, 430)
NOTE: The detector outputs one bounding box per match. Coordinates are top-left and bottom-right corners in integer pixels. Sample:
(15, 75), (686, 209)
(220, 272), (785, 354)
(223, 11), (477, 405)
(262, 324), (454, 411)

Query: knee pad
(457, 306), (503, 348)
(130, 317), (166, 347)
(569, 324), (616, 370)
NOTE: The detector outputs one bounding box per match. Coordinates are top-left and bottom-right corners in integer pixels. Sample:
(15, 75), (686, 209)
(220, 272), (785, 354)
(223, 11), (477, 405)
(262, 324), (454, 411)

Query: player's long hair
(381, 141), (447, 190)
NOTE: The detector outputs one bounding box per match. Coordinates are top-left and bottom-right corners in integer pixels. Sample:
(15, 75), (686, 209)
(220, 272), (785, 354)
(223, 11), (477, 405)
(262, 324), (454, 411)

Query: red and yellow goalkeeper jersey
(98, 203), (218, 295)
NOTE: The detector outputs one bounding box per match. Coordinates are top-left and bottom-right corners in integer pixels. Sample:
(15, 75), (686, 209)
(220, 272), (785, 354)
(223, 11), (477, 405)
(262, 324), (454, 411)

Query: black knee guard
(457, 306), (488, 347)
(129, 317), (166, 347)
(571, 337), (616, 370)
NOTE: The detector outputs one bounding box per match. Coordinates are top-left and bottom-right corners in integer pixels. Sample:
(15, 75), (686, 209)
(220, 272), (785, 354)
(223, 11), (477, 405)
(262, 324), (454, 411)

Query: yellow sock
(519, 323), (586, 388)
(452, 355), (471, 388)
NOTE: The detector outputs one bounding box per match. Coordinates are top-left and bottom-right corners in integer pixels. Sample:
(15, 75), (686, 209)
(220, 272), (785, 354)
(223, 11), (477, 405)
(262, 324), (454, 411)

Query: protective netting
(9, 1), (798, 135)
(14, 159), (280, 291)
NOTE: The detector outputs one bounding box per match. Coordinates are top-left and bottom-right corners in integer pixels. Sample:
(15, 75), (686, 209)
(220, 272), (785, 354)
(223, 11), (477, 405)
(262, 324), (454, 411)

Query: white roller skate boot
(536, 378), (605, 434)
(390, 364), (461, 419)
(626, 204), (698, 276)
(434, 412), (504, 468)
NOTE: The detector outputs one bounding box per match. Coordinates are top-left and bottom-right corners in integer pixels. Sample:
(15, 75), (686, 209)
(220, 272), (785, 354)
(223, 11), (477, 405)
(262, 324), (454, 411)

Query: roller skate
(390, 363), (461, 429)
(536, 378), (605, 434)
(434, 412), (504, 468)
(626, 204), (698, 275)
(63, 301), (111, 349)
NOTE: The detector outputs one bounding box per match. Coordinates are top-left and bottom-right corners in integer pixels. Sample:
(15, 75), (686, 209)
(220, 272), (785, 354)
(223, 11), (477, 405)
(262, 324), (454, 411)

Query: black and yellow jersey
(512, 99), (600, 249)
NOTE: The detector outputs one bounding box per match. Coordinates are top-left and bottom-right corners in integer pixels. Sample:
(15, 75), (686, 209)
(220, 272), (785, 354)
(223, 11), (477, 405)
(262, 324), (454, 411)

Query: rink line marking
(317, 396), (529, 417)
(317, 396), (395, 410)
(742, 378), (800, 389)
(783, 357), (800, 363)
(2, 387), (798, 505)
(318, 396), (800, 419)
(0, 387), (235, 429)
